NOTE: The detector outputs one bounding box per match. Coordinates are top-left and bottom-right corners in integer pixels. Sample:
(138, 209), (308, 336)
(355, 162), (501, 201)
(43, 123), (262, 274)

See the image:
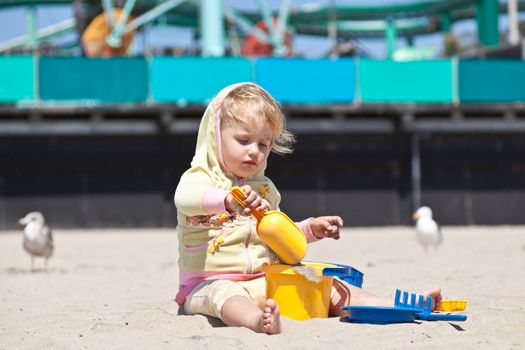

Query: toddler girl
(174, 83), (441, 334)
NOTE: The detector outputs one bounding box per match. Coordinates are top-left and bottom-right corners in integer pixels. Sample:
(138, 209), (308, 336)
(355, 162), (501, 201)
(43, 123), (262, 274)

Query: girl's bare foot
(262, 299), (281, 334)
(422, 288), (442, 311)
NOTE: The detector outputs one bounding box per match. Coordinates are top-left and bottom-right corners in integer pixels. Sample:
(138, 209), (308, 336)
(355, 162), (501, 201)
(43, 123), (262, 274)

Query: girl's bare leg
(221, 296), (281, 334)
(329, 280), (443, 317)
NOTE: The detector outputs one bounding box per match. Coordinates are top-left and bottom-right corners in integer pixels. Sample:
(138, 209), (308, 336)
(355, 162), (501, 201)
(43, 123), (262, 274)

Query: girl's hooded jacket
(174, 83), (316, 305)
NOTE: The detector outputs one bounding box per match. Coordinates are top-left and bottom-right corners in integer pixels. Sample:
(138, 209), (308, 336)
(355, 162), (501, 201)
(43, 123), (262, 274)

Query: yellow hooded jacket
(174, 83), (315, 305)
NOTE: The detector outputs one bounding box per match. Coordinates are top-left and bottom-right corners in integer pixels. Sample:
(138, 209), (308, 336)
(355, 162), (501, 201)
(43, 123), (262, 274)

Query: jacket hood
(189, 82), (268, 190)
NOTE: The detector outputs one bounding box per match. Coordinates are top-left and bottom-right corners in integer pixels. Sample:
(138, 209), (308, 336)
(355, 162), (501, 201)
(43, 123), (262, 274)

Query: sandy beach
(1, 226), (524, 349)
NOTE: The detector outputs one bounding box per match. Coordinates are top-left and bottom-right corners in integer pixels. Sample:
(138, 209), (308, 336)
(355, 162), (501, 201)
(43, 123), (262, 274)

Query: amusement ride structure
(0, 0), (523, 58)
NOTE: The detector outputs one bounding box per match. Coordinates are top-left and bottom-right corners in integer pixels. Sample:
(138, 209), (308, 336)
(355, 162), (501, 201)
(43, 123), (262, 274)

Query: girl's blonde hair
(221, 84), (295, 155)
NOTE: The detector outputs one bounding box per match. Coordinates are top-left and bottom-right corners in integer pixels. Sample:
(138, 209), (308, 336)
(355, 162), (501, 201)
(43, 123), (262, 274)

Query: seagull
(18, 211), (54, 271)
(412, 206), (443, 251)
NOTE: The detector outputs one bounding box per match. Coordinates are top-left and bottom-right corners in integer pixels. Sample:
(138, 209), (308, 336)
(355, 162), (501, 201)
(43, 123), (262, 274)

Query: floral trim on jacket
(185, 212), (253, 229)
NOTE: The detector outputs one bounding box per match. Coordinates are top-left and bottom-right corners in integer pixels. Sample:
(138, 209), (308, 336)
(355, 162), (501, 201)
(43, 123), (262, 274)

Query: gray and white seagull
(18, 211), (54, 271)
(412, 206), (443, 252)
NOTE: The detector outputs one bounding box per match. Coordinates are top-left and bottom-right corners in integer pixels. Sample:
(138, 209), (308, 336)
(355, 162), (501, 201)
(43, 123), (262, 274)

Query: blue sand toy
(395, 290), (467, 322)
(341, 305), (416, 324)
(342, 289), (467, 324)
(322, 263), (364, 288)
(302, 261), (364, 288)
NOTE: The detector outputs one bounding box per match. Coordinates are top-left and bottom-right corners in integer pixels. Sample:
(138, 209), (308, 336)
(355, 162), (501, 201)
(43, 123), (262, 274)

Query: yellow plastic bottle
(230, 187), (307, 264)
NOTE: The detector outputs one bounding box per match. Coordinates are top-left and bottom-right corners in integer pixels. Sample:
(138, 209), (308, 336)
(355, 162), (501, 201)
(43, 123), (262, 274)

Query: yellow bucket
(262, 262), (336, 320)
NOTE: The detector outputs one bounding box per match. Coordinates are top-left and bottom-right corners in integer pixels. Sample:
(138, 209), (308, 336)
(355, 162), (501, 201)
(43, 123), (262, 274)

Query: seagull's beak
(18, 217), (28, 225)
(412, 212), (420, 221)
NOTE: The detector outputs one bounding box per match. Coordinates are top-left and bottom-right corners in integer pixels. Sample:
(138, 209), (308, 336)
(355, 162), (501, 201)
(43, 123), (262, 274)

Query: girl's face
(221, 118), (273, 178)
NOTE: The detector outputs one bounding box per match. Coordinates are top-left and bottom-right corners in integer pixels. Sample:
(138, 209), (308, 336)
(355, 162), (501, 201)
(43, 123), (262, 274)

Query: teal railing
(359, 59), (454, 103)
(1, 56), (525, 105)
(151, 57), (253, 104)
(459, 60), (525, 102)
(39, 57), (148, 103)
(255, 58), (356, 104)
(0, 56), (34, 103)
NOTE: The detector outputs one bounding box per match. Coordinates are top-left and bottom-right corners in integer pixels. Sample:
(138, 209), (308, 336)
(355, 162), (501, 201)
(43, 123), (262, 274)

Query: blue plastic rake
(395, 289), (425, 309)
(394, 289), (467, 322)
(342, 289), (467, 324)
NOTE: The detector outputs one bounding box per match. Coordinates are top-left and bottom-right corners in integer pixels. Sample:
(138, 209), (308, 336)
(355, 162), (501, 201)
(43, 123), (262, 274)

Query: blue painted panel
(0, 56), (34, 103)
(39, 57), (148, 102)
(255, 58), (355, 104)
(151, 57), (253, 104)
(459, 60), (525, 102)
(359, 59), (453, 103)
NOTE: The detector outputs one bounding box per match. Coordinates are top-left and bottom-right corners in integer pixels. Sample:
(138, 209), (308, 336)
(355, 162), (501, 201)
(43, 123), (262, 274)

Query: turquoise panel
(39, 57), (148, 102)
(255, 58), (355, 104)
(151, 57), (253, 103)
(0, 56), (34, 103)
(459, 60), (525, 102)
(359, 59), (453, 103)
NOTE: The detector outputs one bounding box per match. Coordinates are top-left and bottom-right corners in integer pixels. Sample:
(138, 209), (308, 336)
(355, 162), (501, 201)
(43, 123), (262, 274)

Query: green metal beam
(223, 6), (269, 44)
(125, 0), (187, 32)
(440, 12), (452, 32)
(257, 0), (284, 55)
(289, 0), (478, 23)
(106, 0), (137, 47)
(0, 18), (76, 52)
(327, 17), (430, 32)
(25, 5), (37, 50)
(275, 0), (292, 54)
(0, 0), (100, 8)
(386, 18), (397, 59)
(476, 0), (499, 47)
(101, 0), (115, 26)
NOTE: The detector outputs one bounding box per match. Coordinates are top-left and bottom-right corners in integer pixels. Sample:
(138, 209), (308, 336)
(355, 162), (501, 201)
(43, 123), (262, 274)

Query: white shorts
(183, 277), (267, 319)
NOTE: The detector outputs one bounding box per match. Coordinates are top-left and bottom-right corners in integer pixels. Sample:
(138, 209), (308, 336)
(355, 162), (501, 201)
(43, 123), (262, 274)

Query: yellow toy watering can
(230, 187), (307, 264)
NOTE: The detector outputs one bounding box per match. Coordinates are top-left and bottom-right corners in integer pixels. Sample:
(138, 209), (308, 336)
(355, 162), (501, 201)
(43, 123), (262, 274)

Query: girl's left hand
(309, 216), (343, 240)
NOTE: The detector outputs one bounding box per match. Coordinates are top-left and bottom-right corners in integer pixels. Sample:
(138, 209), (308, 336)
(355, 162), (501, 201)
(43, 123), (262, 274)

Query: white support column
(200, 0), (224, 57)
(508, 0), (520, 46)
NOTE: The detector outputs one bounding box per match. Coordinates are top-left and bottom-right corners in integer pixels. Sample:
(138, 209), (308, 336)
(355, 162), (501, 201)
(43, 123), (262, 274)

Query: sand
(1, 226), (524, 349)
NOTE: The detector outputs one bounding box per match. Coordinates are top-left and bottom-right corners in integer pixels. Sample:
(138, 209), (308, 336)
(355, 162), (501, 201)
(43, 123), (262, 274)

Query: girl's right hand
(225, 185), (268, 216)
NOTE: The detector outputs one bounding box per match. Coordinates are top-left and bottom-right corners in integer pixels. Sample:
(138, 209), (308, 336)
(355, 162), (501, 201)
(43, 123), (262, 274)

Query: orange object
(218, 213), (229, 223)
(242, 19), (292, 57)
(230, 187), (307, 264)
(81, 9), (135, 57)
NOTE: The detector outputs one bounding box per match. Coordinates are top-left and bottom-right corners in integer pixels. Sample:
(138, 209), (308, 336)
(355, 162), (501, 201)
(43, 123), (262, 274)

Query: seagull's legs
(44, 257), (49, 272)
(30, 256), (35, 273)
